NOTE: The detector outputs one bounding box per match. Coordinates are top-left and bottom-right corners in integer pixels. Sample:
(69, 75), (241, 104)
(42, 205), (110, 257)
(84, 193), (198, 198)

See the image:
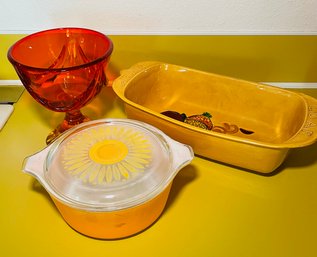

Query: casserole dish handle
(22, 146), (52, 188)
(285, 94), (317, 147)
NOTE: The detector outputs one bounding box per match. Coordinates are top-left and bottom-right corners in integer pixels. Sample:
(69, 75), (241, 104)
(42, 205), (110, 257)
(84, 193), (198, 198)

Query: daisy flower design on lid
(61, 124), (153, 185)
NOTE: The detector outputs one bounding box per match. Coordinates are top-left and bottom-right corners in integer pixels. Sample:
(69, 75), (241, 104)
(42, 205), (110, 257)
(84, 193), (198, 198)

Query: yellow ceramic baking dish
(112, 61), (317, 173)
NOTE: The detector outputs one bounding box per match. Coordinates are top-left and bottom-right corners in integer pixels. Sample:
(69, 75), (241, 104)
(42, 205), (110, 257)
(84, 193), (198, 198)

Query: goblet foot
(46, 110), (90, 144)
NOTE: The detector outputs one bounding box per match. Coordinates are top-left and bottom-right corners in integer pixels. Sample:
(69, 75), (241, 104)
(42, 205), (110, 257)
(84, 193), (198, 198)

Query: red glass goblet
(8, 27), (113, 144)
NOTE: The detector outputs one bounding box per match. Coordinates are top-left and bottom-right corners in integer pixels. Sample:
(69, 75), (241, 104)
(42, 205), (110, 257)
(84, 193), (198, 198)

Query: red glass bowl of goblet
(8, 27), (113, 144)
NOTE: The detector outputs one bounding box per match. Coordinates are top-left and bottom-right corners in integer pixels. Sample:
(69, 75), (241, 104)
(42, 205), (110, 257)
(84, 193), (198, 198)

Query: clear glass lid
(44, 119), (173, 211)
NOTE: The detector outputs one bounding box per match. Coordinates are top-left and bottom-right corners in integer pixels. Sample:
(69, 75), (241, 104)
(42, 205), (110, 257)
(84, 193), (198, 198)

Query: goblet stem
(64, 110), (89, 127)
(46, 109), (89, 145)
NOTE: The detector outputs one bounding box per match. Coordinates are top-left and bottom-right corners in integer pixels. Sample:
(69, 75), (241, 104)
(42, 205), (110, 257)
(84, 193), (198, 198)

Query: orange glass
(7, 28), (113, 144)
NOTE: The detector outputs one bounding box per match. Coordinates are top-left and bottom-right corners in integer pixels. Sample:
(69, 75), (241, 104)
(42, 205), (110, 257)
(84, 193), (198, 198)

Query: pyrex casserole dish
(112, 61), (317, 173)
(22, 118), (194, 239)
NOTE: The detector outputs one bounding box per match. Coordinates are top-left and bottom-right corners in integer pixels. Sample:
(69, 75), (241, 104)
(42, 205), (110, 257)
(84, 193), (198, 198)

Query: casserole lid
(43, 119), (175, 210)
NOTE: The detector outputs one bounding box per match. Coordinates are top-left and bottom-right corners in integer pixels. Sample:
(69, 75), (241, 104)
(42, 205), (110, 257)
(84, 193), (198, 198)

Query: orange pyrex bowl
(22, 119), (193, 239)
(112, 61), (317, 173)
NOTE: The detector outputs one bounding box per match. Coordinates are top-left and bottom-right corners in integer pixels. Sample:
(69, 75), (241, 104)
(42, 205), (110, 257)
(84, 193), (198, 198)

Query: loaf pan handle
(112, 61), (161, 97)
(285, 93), (317, 147)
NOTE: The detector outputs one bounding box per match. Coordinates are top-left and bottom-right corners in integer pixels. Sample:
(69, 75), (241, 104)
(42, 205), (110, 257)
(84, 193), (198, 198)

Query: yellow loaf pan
(112, 61), (317, 173)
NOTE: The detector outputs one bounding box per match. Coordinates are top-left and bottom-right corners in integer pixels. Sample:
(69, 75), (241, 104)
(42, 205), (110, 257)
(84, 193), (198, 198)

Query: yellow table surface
(1, 86), (317, 257)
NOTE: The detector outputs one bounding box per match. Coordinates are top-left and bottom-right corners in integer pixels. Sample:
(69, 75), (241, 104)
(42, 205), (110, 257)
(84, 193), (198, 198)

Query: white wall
(0, 0), (317, 34)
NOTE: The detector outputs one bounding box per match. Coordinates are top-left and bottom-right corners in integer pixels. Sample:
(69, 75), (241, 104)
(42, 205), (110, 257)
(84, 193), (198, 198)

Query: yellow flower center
(89, 139), (128, 165)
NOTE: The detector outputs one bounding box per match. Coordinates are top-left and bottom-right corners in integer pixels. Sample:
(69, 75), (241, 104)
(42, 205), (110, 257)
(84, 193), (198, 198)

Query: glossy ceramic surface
(22, 118), (193, 239)
(113, 61), (317, 173)
(7, 28), (113, 144)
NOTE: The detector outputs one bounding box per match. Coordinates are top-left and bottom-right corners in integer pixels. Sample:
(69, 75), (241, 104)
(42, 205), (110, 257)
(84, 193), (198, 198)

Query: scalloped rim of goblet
(7, 27), (113, 72)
